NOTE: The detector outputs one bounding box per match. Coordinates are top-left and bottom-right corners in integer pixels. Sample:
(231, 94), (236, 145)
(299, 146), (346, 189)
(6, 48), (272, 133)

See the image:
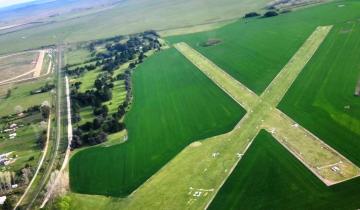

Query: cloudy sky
(0, 0), (37, 8)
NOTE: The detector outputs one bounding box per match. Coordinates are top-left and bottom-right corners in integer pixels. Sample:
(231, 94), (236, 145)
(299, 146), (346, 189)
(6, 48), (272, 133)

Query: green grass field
(167, 0), (360, 94)
(65, 48), (92, 66)
(208, 131), (360, 210)
(0, 113), (44, 173)
(0, 80), (52, 116)
(279, 20), (360, 165)
(69, 48), (244, 196)
(74, 68), (100, 92)
(64, 0), (360, 208)
(208, 5), (360, 209)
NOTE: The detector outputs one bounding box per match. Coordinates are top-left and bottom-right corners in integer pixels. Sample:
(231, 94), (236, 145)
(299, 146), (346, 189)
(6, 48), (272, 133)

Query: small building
(12, 184), (18, 189)
(0, 196), (6, 205)
(9, 133), (17, 139)
(331, 166), (340, 172)
(9, 123), (17, 129)
(3, 128), (14, 133)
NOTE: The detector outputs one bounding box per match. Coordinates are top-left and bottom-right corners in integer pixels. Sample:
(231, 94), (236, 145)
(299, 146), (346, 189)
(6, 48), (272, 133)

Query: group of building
(0, 152), (13, 166)
(1, 123), (18, 140)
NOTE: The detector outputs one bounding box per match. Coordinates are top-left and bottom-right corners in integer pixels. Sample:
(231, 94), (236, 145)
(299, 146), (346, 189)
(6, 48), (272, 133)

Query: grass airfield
(209, 131), (360, 210)
(64, 0), (360, 209)
(69, 48), (244, 196)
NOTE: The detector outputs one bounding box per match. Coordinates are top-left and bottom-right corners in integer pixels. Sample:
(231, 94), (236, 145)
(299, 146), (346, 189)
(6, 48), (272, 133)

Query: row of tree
(68, 31), (161, 149)
(244, 11), (279, 19)
(30, 82), (55, 95)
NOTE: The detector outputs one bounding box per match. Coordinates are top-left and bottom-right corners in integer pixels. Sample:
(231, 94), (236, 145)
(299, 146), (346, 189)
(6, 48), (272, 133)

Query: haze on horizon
(0, 0), (38, 9)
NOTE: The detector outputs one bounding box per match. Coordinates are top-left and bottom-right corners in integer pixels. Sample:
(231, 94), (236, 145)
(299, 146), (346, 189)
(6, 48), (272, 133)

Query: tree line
(69, 31), (161, 149)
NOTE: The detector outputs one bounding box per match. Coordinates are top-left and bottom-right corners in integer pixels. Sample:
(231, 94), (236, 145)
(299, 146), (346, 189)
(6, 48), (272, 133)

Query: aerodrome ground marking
(32, 50), (45, 77)
(101, 26), (358, 210)
(174, 25), (360, 208)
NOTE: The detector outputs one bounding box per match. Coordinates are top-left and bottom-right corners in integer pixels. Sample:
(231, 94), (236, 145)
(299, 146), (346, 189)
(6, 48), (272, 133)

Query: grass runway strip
(264, 110), (360, 185)
(174, 25), (359, 198)
(69, 48), (244, 197)
(174, 43), (260, 110)
(68, 25), (359, 209)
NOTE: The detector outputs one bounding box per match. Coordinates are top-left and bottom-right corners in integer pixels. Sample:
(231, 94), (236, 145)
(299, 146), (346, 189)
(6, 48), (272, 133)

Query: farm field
(208, 131), (360, 210)
(207, 6), (360, 209)
(0, 0), (272, 55)
(279, 21), (360, 168)
(0, 51), (38, 83)
(0, 80), (53, 116)
(69, 48), (244, 196)
(167, 0), (360, 94)
(62, 1), (360, 209)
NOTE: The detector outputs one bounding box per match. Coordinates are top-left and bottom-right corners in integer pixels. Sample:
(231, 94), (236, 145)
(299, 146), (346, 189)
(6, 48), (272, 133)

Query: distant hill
(0, 0), (123, 27)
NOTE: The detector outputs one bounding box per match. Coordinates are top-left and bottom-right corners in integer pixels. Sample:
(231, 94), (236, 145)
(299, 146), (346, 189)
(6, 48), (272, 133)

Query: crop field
(69, 48), (244, 196)
(207, 5), (360, 209)
(208, 131), (360, 210)
(0, 51), (38, 83)
(167, 0), (360, 94)
(174, 24), (359, 184)
(0, 80), (52, 116)
(0, 0), (272, 55)
(279, 21), (360, 165)
(63, 1), (360, 209)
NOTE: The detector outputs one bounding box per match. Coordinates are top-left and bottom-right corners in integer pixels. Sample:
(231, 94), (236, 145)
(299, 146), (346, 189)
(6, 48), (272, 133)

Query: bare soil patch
(355, 76), (360, 96)
(200, 39), (223, 47)
(0, 51), (38, 82)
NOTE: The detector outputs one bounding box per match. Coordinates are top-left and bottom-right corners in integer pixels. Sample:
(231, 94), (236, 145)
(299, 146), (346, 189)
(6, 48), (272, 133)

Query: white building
(0, 196), (6, 205)
(9, 133), (17, 139)
(9, 123), (17, 129)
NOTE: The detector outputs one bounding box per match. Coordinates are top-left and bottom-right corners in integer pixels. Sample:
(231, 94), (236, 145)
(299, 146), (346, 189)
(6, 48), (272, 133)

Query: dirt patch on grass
(200, 39), (223, 47)
(339, 29), (352, 34)
(190, 141), (202, 147)
(355, 77), (360, 96)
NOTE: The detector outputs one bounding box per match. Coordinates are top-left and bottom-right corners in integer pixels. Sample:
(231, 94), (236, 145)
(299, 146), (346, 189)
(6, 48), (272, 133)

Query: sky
(0, 0), (37, 8)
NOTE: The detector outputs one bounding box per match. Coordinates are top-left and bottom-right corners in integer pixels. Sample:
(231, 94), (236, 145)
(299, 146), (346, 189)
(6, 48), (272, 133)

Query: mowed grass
(65, 48), (92, 66)
(167, 0), (360, 94)
(279, 21), (360, 166)
(71, 68), (101, 92)
(69, 48), (244, 196)
(0, 79), (52, 116)
(209, 10), (360, 210)
(208, 131), (360, 210)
